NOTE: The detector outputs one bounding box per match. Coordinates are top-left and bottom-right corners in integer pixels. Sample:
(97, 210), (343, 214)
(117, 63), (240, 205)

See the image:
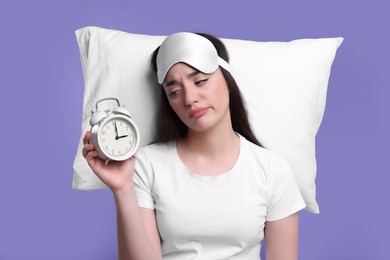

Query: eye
(168, 89), (181, 97)
(195, 78), (208, 86)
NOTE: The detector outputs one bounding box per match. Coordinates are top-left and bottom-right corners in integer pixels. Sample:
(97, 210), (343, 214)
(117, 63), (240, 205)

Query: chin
(186, 122), (218, 133)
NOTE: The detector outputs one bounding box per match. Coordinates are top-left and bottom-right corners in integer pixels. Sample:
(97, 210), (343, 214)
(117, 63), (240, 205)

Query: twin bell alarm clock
(89, 98), (140, 162)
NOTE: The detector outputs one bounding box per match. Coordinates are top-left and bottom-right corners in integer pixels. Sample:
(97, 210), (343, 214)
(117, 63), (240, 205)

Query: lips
(189, 107), (209, 119)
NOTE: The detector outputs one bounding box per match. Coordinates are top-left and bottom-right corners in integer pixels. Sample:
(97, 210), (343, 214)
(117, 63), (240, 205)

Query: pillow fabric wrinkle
(73, 26), (343, 214)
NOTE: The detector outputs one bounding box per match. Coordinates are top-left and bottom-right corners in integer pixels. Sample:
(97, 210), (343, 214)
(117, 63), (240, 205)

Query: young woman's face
(162, 62), (231, 133)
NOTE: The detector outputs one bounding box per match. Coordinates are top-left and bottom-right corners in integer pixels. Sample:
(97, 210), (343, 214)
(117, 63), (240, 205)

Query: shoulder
(239, 136), (293, 179)
(137, 141), (175, 158)
(240, 136), (275, 166)
(134, 141), (176, 183)
(135, 141), (176, 172)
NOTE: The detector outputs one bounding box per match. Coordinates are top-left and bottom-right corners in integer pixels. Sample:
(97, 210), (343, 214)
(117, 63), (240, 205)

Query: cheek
(213, 82), (230, 105)
(209, 72), (229, 96)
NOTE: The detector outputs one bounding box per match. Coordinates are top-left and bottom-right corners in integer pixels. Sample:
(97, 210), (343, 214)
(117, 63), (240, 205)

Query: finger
(85, 150), (99, 163)
(83, 144), (94, 158)
(86, 151), (106, 171)
(83, 131), (91, 145)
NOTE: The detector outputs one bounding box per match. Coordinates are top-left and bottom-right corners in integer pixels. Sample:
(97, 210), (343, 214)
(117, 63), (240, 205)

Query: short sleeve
(133, 148), (155, 210)
(266, 153), (306, 221)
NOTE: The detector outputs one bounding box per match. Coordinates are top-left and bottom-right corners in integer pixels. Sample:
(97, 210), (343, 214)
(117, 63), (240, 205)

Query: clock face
(98, 117), (138, 159)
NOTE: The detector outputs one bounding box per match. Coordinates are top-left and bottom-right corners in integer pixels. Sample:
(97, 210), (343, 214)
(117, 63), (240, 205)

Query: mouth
(189, 107), (209, 119)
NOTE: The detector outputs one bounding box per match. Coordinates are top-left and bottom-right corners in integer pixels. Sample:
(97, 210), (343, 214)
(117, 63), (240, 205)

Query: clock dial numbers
(99, 117), (137, 158)
(117, 120), (131, 139)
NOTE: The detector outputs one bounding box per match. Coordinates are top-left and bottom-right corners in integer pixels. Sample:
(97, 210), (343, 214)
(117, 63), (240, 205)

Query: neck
(182, 126), (239, 156)
(177, 124), (241, 177)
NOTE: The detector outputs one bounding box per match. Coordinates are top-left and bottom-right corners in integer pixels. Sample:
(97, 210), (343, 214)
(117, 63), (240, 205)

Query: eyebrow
(164, 70), (201, 88)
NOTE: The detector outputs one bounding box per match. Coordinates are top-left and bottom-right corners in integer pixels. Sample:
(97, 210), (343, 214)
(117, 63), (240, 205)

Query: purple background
(1, 0), (389, 259)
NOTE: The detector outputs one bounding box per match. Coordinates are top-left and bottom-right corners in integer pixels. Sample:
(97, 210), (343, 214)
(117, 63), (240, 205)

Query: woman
(83, 32), (306, 260)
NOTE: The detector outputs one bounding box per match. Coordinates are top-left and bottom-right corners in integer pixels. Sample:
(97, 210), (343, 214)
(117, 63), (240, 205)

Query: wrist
(112, 181), (135, 198)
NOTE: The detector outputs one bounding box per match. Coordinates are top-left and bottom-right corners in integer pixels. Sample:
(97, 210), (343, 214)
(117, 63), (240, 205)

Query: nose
(184, 85), (199, 106)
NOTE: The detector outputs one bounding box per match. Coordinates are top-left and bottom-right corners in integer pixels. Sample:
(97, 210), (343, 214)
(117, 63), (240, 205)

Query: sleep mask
(156, 32), (231, 84)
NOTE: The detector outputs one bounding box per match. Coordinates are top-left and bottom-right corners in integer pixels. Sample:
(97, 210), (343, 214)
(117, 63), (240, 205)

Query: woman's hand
(82, 131), (136, 193)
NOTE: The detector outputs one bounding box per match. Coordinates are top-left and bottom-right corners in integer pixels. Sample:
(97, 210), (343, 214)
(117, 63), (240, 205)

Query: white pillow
(73, 26), (343, 214)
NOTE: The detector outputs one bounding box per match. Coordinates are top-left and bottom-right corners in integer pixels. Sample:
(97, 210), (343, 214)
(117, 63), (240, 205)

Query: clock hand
(117, 135), (129, 139)
(114, 122), (119, 140)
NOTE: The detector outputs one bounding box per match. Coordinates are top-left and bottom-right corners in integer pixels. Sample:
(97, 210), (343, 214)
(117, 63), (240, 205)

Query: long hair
(150, 33), (262, 147)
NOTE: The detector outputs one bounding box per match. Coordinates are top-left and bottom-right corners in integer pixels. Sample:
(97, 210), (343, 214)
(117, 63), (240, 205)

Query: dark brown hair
(150, 33), (262, 147)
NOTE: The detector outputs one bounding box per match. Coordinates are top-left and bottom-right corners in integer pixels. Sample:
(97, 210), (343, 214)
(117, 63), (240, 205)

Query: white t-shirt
(134, 135), (306, 260)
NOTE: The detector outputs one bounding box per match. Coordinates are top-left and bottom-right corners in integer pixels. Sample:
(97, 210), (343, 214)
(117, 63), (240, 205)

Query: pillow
(73, 26), (343, 214)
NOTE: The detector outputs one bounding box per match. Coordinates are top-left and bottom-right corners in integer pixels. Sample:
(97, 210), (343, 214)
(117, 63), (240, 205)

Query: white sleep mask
(156, 32), (231, 84)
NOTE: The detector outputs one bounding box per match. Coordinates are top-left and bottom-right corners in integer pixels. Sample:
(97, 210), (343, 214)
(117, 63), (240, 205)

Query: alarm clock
(89, 97), (140, 163)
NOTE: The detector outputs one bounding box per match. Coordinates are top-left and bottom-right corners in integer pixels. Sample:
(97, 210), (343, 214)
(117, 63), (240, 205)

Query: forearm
(113, 184), (161, 260)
